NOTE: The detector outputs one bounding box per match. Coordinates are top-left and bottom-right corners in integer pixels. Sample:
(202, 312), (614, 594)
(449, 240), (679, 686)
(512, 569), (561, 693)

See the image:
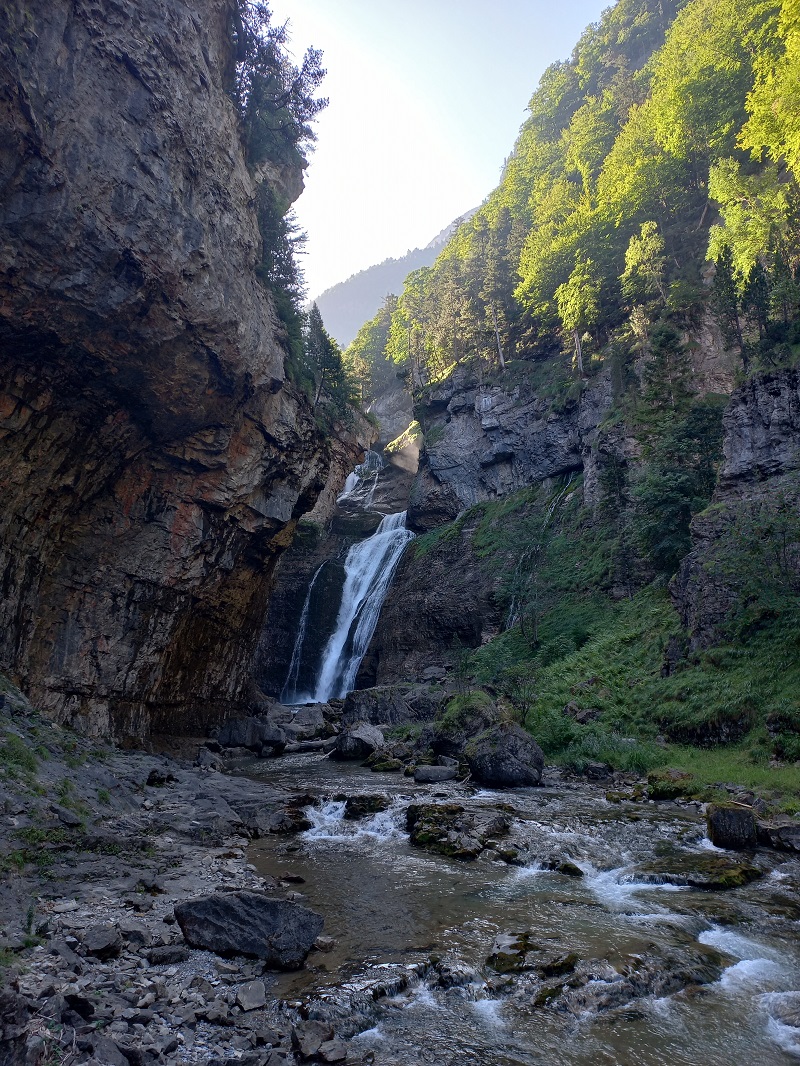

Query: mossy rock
(343, 795), (390, 819)
(647, 768), (697, 800)
(368, 758), (403, 773)
(635, 850), (763, 890)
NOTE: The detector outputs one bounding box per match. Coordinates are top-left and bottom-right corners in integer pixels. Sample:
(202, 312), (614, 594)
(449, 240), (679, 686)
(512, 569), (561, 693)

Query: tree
(741, 0), (800, 181)
(555, 258), (601, 375)
(234, 1), (327, 168)
(620, 221), (667, 304)
(306, 305), (356, 414)
(711, 245), (743, 348)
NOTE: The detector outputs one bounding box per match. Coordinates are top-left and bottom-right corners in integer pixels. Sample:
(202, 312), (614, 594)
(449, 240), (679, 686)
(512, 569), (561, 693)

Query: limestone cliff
(674, 368), (800, 646)
(408, 365), (614, 531)
(0, 0), (362, 740)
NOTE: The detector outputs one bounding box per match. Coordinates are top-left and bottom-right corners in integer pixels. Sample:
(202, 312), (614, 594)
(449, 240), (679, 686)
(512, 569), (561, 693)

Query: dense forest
(348, 0), (799, 390)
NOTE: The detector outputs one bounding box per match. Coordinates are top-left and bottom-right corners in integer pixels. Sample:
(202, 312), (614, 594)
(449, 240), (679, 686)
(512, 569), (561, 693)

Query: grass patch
(0, 732), (38, 777)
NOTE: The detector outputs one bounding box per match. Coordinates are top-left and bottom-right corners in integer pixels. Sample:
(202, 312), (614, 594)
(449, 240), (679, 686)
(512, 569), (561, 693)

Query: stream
(241, 753), (800, 1065)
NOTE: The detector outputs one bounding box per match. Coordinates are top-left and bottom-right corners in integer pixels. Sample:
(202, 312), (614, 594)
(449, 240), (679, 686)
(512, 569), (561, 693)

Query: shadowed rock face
(0, 0), (363, 740)
(673, 369), (800, 647)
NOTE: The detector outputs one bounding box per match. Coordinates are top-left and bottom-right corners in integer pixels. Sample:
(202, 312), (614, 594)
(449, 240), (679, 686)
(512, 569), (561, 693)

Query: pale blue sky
(267, 0), (609, 298)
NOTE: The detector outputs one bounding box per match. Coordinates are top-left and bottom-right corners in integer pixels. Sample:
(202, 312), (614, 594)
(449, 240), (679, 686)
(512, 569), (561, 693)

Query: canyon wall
(674, 368), (800, 646)
(0, 0), (364, 740)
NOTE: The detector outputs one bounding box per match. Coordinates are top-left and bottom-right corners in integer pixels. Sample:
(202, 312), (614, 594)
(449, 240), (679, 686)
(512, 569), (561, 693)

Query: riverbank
(3, 679), (800, 1065)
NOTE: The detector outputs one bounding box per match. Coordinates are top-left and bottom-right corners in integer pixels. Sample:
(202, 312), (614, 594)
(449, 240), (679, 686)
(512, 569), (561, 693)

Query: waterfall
(280, 564), (325, 705)
(282, 510), (414, 705)
(337, 450), (384, 506)
(312, 511), (414, 702)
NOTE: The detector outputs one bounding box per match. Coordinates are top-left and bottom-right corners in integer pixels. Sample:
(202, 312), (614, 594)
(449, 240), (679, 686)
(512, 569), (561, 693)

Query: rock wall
(0, 0), (359, 740)
(407, 365), (613, 531)
(674, 369), (800, 646)
(357, 512), (501, 687)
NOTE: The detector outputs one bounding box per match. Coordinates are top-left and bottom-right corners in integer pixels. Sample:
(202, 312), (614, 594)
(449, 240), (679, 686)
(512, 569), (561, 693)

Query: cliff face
(674, 369), (800, 646)
(408, 365), (613, 531)
(0, 0), (349, 740)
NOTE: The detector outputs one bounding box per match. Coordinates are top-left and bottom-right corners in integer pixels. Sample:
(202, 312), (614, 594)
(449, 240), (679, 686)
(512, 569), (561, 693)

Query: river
(240, 753), (800, 1065)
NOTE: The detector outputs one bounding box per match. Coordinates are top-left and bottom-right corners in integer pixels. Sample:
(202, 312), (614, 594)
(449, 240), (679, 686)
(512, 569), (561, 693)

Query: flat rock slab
(174, 891), (323, 969)
(634, 851), (763, 890)
(414, 765), (458, 784)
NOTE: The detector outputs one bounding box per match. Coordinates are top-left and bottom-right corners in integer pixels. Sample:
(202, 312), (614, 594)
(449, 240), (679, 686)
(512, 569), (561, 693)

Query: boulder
(236, 980), (267, 1012)
(173, 891), (323, 969)
(406, 802), (509, 860)
(464, 723), (544, 787)
(756, 818), (800, 853)
(343, 794), (390, 819)
(82, 925), (122, 960)
(279, 704), (328, 742)
(331, 724), (384, 761)
(341, 685), (445, 727)
(413, 765), (458, 784)
(217, 716), (287, 755)
(706, 802), (757, 849)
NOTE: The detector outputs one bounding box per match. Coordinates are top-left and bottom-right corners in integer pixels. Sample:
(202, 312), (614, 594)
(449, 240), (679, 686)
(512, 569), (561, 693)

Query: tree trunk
(573, 329), (585, 377)
(491, 303), (506, 369)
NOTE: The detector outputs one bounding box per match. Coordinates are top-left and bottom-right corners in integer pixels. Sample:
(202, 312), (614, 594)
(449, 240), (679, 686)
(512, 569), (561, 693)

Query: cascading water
(281, 509), (414, 704)
(337, 449), (384, 507)
(311, 511), (414, 701)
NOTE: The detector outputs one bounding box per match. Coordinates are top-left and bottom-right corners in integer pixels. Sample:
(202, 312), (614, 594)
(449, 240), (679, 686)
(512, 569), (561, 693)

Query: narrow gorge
(2, 0), (800, 1065)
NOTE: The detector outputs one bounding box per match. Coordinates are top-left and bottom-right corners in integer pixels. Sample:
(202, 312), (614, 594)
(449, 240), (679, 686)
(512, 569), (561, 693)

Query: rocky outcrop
(408, 365), (613, 530)
(357, 512), (502, 686)
(673, 369), (800, 646)
(0, 0), (365, 740)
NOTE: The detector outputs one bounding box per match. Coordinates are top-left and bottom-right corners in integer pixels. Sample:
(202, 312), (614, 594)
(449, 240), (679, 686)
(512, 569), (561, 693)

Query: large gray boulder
(464, 723), (544, 787)
(173, 891), (323, 969)
(706, 803), (757, 849)
(217, 716), (287, 755)
(414, 765), (458, 784)
(332, 723), (384, 761)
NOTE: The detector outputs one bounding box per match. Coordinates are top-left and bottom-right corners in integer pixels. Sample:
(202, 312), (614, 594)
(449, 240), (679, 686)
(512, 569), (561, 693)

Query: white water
(337, 450), (384, 507)
(307, 510), (414, 702)
(303, 798), (406, 842)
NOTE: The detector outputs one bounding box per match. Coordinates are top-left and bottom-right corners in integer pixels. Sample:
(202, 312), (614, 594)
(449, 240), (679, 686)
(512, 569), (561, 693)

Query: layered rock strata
(0, 0), (364, 739)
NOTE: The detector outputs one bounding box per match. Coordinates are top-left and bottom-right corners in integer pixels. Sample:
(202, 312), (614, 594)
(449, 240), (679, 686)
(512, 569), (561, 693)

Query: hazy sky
(267, 0), (608, 299)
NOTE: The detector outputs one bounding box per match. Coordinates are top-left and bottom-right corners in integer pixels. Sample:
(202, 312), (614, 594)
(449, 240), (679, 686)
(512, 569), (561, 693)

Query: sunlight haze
(267, 0), (610, 299)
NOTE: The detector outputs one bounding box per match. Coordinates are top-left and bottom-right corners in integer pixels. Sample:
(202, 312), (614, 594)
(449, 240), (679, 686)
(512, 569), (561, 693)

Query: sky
(266, 0), (609, 299)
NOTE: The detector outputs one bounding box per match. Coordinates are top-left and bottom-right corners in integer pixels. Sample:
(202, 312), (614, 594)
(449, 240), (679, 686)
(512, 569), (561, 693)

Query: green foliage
(343, 296), (399, 406)
(702, 488), (800, 633)
(0, 733), (37, 775)
(632, 395), (726, 573)
(233, 1), (327, 168)
(305, 304), (360, 423)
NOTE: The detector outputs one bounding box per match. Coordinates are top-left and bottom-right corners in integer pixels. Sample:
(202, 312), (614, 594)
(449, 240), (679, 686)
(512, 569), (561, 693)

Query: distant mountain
(312, 209), (478, 348)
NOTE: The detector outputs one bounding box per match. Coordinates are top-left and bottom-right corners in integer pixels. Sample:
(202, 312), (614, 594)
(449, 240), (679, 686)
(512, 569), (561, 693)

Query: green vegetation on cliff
(432, 482), (800, 798)
(344, 0), (799, 406)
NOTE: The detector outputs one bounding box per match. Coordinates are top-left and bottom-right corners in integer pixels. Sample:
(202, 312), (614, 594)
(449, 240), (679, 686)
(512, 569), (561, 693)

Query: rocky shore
(3, 675), (800, 1065)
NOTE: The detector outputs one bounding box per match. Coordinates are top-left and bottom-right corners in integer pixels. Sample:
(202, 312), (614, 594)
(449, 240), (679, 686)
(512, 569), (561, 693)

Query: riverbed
(243, 753), (800, 1065)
